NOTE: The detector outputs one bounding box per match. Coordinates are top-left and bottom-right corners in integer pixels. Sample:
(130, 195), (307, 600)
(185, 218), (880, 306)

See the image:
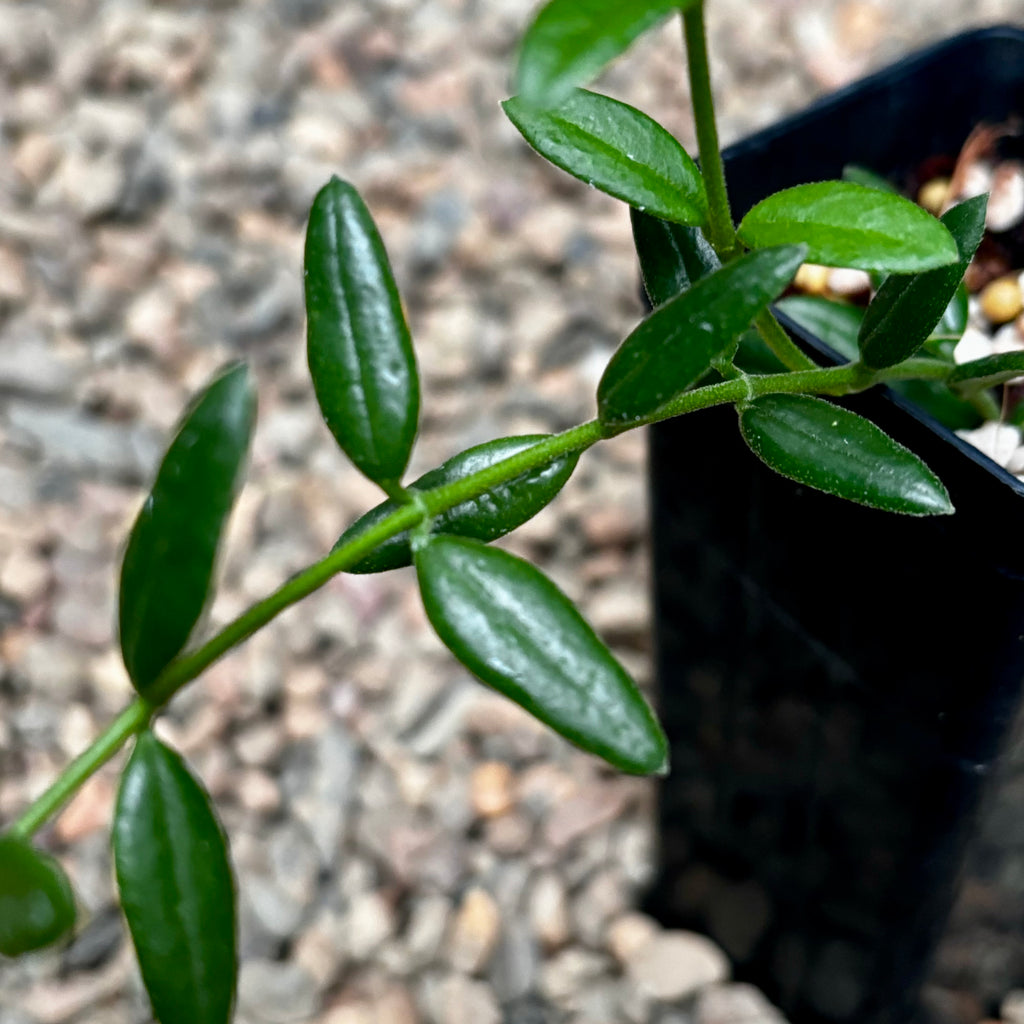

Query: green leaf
(113, 732), (236, 1024)
(305, 176), (419, 486)
(515, 0), (696, 105)
(841, 164), (898, 193)
(503, 89), (706, 226)
(888, 379), (982, 432)
(119, 363), (256, 694)
(631, 208), (720, 307)
(598, 245), (807, 425)
(859, 196), (988, 369)
(775, 295), (863, 362)
(0, 837), (76, 957)
(336, 435), (579, 573)
(737, 182), (959, 272)
(738, 394), (953, 515)
(415, 536), (667, 774)
(949, 352), (1024, 392)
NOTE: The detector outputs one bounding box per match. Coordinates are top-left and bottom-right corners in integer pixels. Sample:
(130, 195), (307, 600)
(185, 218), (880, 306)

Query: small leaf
(775, 295), (863, 362)
(859, 196), (988, 368)
(119, 363), (256, 694)
(0, 836), (76, 957)
(598, 245), (806, 425)
(515, 0), (696, 106)
(503, 89), (706, 226)
(336, 435), (579, 573)
(113, 732), (236, 1024)
(841, 164), (898, 193)
(739, 394), (953, 515)
(305, 176), (419, 486)
(737, 182), (959, 272)
(888, 379), (982, 432)
(949, 352), (1024, 391)
(416, 536), (667, 774)
(631, 208), (720, 307)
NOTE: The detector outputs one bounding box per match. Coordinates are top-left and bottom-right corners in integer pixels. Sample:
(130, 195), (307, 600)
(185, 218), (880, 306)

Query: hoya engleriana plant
(2, 2), (1012, 1021)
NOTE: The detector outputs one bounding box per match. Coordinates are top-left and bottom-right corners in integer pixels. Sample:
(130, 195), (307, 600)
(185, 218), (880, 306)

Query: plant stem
(682, 2), (737, 259)
(7, 355), (951, 839)
(755, 309), (820, 373)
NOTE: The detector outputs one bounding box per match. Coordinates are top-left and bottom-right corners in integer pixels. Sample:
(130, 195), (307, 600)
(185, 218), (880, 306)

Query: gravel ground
(3, 2), (1024, 1023)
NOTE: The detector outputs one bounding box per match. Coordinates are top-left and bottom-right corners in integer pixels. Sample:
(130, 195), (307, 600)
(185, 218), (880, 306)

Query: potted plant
(3, 6), (1022, 1024)
(646, 24), (1024, 1024)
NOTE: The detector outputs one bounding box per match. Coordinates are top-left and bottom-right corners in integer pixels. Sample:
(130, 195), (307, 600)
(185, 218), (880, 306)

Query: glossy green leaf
(737, 182), (959, 272)
(841, 164), (898, 193)
(119, 363), (256, 694)
(113, 732), (236, 1024)
(931, 282), (970, 343)
(336, 435), (579, 573)
(416, 536), (667, 774)
(949, 352), (1024, 391)
(515, 0), (696, 106)
(598, 245), (806, 425)
(305, 176), (419, 486)
(859, 196), (988, 369)
(503, 89), (706, 226)
(631, 208), (720, 307)
(739, 394), (953, 515)
(0, 836), (76, 957)
(888, 379), (982, 432)
(775, 295), (863, 362)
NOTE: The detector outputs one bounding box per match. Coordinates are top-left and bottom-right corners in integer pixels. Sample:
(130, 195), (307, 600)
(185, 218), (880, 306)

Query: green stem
(755, 308), (820, 373)
(682, 2), (738, 259)
(8, 353), (952, 839)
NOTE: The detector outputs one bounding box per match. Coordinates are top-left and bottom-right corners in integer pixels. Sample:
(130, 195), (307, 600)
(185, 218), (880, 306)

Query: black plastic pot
(648, 25), (1024, 1024)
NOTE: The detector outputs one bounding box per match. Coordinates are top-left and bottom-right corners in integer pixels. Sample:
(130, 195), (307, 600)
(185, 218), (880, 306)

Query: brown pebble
(980, 275), (1024, 324)
(794, 263), (829, 295)
(470, 761), (515, 818)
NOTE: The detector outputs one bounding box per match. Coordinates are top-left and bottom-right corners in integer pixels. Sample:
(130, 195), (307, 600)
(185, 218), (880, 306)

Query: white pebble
(953, 325), (995, 364)
(957, 421), (1022, 467)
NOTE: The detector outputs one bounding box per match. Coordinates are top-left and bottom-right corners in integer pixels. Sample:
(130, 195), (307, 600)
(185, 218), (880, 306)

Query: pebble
(1002, 989), (1024, 1024)
(237, 959), (321, 1022)
(423, 974), (502, 1024)
(347, 891), (397, 962)
(528, 871), (572, 950)
(448, 887), (502, 974)
(470, 761), (516, 819)
(980, 275), (1024, 325)
(918, 177), (951, 215)
(606, 912), (661, 966)
(624, 931), (731, 1003)
(696, 983), (788, 1024)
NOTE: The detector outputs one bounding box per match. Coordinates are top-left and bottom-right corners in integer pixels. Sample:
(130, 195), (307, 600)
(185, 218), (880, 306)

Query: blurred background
(2, 2), (1024, 1022)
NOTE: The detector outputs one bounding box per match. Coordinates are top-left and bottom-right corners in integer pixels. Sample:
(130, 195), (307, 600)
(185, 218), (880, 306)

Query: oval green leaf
(336, 435), (579, 573)
(859, 195), (988, 369)
(305, 176), (419, 486)
(949, 352), (1024, 392)
(598, 244), (807, 425)
(515, 0), (697, 106)
(0, 836), (76, 957)
(119, 363), (256, 694)
(631, 208), (720, 307)
(737, 182), (959, 272)
(503, 89), (706, 226)
(738, 394), (953, 516)
(775, 295), (863, 362)
(415, 536), (667, 774)
(113, 731), (236, 1024)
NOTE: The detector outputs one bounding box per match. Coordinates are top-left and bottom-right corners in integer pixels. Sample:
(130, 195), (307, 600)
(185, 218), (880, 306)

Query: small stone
(237, 959), (320, 1022)
(470, 761), (515, 819)
(13, 131), (60, 188)
(540, 947), (613, 1007)
(1001, 989), (1024, 1024)
(953, 325), (994, 364)
(980, 275), (1024, 325)
(697, 983), (788, 1024)
(958, 421), (1021, 467)
(988, 162), (1024, 232)
(448, 887), (502, 974)
(826, 267), (872, 298)
(489, 919), (538, 1004)
(236, 768), (282, 814)
(625, 930), (730, 1002)
(424, 974), (501, 1024)
(54, 774), (114, 843)
(606, 912), (660, 966)
(528, 871), (571, 950)
(403, 894), (453, 969)
(234, 721), (284, 768)
(347, 890), (396, 961)
(542, 780), (635, 850)
(53, 148), (125, 220)
(0, 247), (30, 309)
(918, 177), (950, 215)
(573, 868), (628, 947)
(794, 263), (829, 295)
(485, 812), (533, 855)
(1, 547), (51, 605)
